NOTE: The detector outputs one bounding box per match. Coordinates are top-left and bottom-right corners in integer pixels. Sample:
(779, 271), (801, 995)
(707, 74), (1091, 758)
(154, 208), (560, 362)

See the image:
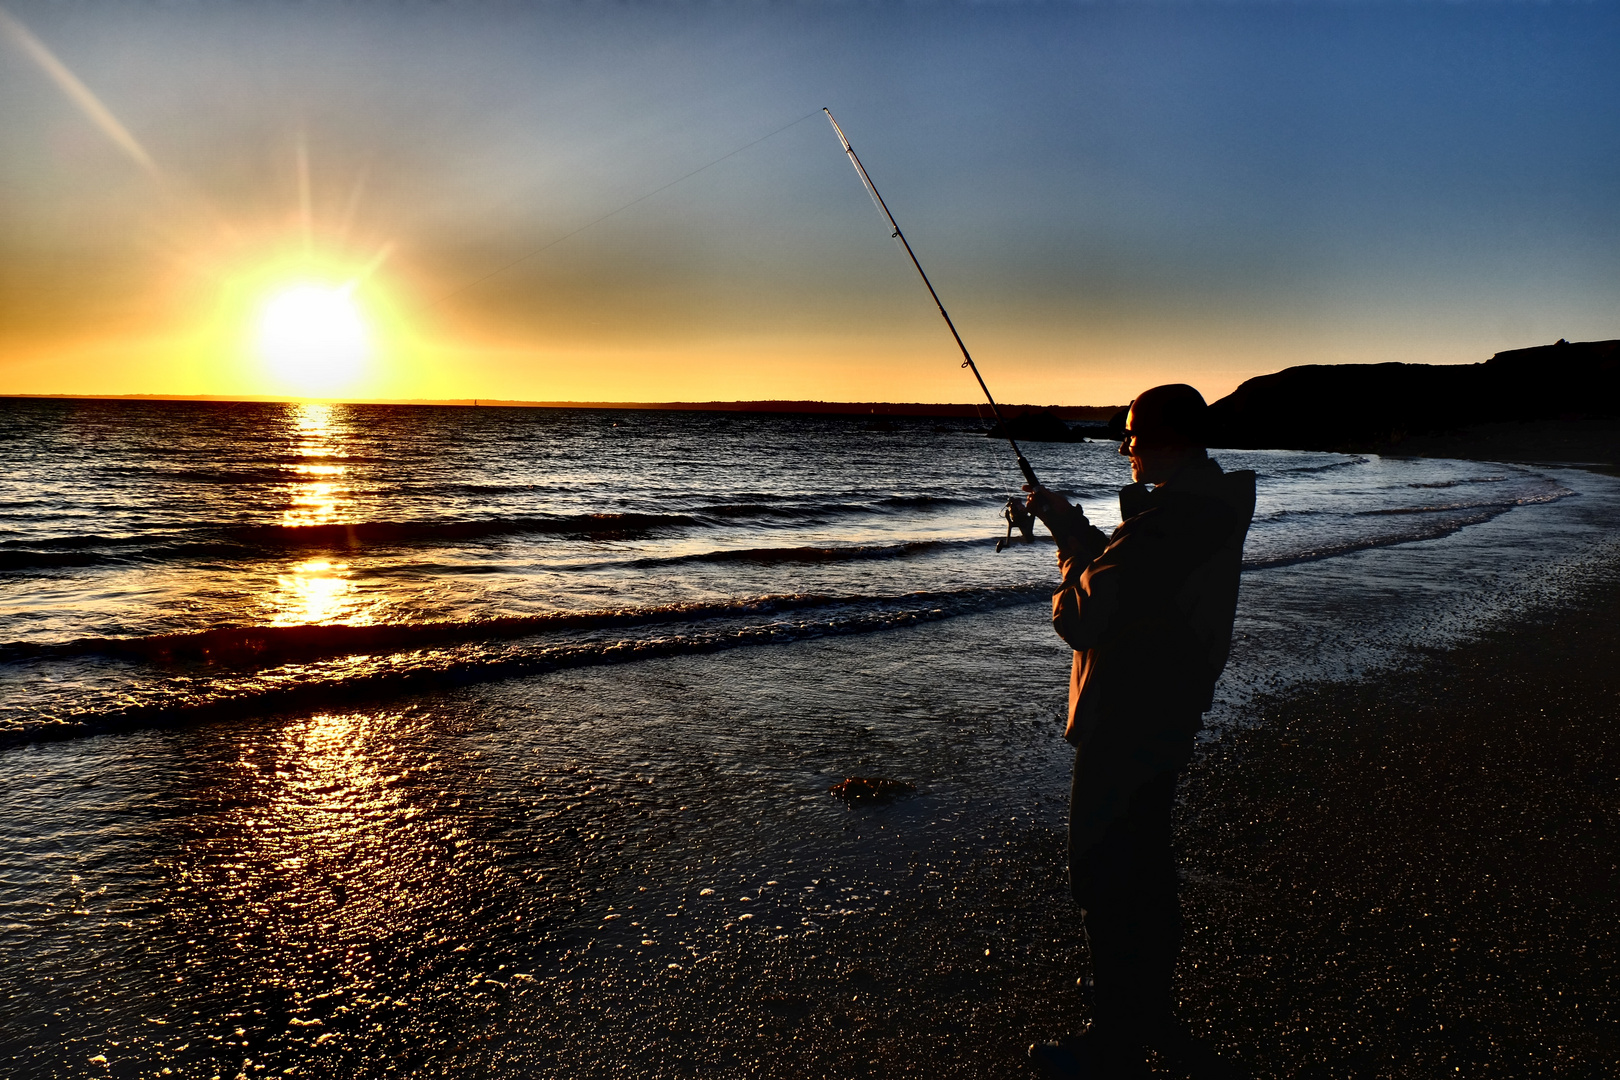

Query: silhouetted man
(1025, 384), (1255, 1079)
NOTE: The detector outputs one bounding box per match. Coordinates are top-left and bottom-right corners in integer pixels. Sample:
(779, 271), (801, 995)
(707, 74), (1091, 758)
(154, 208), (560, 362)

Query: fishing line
(430, 109), (821, 308)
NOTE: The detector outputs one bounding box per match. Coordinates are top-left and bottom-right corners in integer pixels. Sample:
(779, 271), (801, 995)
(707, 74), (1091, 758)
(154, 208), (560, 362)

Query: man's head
(1118, 383), (1209, 484)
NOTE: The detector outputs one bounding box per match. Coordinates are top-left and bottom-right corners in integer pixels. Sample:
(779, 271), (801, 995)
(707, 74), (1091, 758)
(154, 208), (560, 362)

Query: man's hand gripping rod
(829, 110), (1043, 498)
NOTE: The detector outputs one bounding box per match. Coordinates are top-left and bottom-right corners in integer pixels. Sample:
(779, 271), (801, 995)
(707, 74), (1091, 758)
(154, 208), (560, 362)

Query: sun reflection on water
(284, 482), (341, 527)
(135, 706), (550, 1071)
(271, 559), (356, 625)
(268, 403), (362, 624)
(281, 402), (348, 530)
(165, 711), (451, 1022)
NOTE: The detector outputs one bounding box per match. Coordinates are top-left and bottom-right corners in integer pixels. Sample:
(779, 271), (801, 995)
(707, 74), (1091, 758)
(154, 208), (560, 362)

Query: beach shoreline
(458, 555), (1620, 1079)
(1366, 418), (1620, 473)
(548, 472), (1620, 1079)
(394, 495), (1620, 1079)
(676, 531), (1620, 1080)
(4, 424), (1617, 1078)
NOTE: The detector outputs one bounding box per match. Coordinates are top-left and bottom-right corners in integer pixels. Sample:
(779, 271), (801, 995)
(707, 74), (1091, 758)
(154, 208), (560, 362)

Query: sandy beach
(633, 508), (1620, 1080)
(456, 539), (1618, 1080)
(1172, 539), (1619, 1077)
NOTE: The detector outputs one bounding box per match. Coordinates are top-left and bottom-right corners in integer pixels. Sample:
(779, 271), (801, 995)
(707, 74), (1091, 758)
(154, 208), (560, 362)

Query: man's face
(1117, 403), (1151, 482)
(1117, 403), (1182, 484)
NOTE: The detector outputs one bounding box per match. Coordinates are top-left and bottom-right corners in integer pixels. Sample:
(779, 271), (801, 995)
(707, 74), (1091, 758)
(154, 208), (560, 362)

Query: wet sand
(583, 558), (1620, 1080)
(461, 555), (1620, 1078)
(1171, 554), (1620, 1078)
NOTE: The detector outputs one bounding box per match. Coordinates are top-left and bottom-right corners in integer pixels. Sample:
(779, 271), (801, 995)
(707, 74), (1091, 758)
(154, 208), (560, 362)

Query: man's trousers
(1069, 765), (1182, 1043)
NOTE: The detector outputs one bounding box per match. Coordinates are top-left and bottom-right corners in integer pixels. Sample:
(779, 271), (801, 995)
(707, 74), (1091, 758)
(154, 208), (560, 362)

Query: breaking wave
(1355, 488), (1573, 517)
(623, 537), (1007, 569)
(0, 585), (1048, 748)
(1276, 456), (1370, 474)
(0, 513), (704, 573)
(1408, 476), (1509, 489)
(0, 499), (1008, 575)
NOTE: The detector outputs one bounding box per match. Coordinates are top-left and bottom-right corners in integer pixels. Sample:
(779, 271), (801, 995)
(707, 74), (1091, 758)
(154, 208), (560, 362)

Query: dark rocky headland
(1203, 338), (1620, 463)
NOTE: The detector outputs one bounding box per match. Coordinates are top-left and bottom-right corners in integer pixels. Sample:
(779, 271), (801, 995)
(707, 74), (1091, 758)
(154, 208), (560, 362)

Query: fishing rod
(823, 108), (1039, 551)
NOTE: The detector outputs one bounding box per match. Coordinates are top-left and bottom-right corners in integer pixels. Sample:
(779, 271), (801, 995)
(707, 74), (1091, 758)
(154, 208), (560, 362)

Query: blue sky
(2, 1), (1616, 404)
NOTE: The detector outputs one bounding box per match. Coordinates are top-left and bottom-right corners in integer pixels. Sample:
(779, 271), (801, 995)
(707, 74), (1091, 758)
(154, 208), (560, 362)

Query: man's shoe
(1147, 1024), (1250, 1080)
(1028, 1035), (1092, 1080)
(1028, 1030), (1151, 1079)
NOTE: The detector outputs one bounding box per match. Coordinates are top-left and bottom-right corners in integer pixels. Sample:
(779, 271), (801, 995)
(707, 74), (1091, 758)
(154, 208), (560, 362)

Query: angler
(826, 114), (1255, 1077)
(1026, 384), (1254, 1080)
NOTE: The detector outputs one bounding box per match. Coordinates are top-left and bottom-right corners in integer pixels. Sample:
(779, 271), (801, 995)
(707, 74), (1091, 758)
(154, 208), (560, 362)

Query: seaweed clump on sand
(828, 777), (916, 804)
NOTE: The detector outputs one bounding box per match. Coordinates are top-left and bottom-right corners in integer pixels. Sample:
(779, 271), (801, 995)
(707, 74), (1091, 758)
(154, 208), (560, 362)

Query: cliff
(1205, 339), (1620, 453)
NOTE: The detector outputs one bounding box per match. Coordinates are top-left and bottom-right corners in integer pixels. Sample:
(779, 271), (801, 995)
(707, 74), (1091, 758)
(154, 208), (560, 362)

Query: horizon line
(0, 393), (1127, 417)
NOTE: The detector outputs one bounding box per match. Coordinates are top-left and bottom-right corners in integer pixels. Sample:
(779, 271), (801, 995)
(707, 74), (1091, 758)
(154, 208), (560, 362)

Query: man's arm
(1052, 536), (1125, 652)
(1025, 485), (1115, 651)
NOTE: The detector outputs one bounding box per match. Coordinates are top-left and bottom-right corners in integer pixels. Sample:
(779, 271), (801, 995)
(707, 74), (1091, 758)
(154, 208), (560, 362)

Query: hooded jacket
(1050, 456), (1256, 843)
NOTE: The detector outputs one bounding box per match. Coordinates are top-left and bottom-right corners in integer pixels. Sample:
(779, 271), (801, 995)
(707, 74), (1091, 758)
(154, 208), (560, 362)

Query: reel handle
(994, 496), (1036, 553)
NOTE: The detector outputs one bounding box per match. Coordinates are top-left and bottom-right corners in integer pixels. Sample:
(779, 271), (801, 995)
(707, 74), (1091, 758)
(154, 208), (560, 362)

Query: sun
(257, 282), (370, 394)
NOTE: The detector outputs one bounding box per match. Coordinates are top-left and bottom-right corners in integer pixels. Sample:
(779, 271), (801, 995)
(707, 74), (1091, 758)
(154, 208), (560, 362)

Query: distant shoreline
(0, 393), (1122, 420)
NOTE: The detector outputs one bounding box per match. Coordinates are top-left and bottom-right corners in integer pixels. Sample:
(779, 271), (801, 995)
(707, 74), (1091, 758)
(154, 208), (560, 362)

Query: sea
(2, 397), (1617, 1077)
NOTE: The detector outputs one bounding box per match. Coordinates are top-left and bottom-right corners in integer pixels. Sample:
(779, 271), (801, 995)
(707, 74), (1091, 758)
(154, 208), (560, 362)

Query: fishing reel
(995, 496), (1036, 553)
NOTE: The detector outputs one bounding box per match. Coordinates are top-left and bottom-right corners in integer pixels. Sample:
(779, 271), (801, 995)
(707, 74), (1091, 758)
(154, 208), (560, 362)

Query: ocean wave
(694, 494), (990, 521)
(219, 512), (702, 547)
(624, 537), (1004, 569)
(0, 550), (126, 571)
(0, 595), (831, 666)
(262, 453), (394, 467)
(1408, 476), (1510, 489)
(875, 494), (994, 510)
(1244, 508), (1509, 569)
(156, 467), (296, 485)
(150, 455), (396, 476)
(0, 513), (707, 574)
(0, 497), (1013, 575)
(0, 585), (1049, 749)
(1252, 507), (1329, 522)
(0, 585), (1043, 669)
(1355, 487), (1573, 517)
(0, 532), (147, 551)
(431, 481), (575, 497)
(1276, 456), (1369, 474)
(1244, 485), (1575, 569)
(696, 501), (869, 521)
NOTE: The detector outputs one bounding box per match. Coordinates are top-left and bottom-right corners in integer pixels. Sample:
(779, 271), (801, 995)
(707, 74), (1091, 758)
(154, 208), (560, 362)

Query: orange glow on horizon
(0, 315), (1527, 410)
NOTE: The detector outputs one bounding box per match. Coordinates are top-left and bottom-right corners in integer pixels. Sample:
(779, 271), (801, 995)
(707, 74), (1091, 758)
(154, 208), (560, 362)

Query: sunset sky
(1, 1), (1616, 407)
